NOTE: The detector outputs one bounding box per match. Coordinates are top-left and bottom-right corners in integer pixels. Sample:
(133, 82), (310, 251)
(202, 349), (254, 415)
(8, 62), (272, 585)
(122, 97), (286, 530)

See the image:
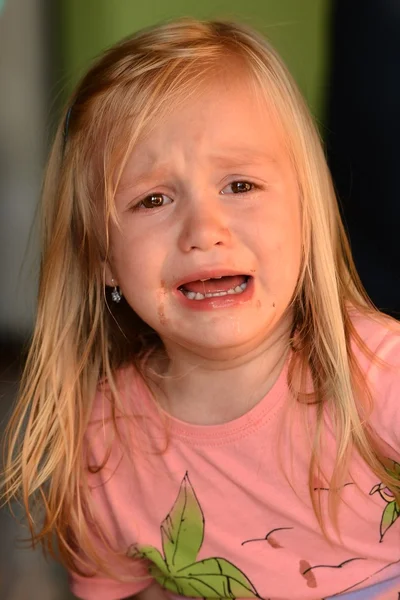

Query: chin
(175, 325), (268, 355)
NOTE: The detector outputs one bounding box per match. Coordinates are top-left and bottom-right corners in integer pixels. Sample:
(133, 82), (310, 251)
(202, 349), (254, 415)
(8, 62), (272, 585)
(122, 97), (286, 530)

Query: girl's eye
(136, 193), (172, 210)
(221, 181), (254, 194)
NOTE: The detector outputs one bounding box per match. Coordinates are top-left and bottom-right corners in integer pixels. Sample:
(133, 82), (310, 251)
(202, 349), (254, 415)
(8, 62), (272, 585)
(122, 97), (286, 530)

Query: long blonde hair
(2, 18), (399, 573)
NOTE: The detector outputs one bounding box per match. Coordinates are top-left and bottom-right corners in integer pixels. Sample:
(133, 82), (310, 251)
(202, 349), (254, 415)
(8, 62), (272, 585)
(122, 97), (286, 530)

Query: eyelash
(132, 180), (258, 211)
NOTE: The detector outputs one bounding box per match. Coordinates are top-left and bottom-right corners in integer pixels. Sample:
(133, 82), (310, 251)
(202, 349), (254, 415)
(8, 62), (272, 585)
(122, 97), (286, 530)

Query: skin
(106, 72), (302, 425)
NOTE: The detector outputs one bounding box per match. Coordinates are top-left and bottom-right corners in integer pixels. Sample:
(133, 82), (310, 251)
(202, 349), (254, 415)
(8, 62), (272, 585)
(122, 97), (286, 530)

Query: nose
(178, 195), (232, 253)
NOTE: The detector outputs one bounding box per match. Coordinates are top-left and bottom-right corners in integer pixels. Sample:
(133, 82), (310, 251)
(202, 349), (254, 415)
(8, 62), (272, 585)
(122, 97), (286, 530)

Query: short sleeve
(68, 379), (155, 600)
(69, 565), (152, 600)
(67, 502), (154, 600)
(364, 321), (400, 456)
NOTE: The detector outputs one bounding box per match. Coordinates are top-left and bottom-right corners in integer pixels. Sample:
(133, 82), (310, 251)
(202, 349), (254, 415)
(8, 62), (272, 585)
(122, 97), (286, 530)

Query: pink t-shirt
(70, 312), (400, 600)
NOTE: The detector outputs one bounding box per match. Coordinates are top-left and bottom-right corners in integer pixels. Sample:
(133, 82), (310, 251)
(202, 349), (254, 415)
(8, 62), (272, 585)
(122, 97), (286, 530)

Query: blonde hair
(2, 18), (399, 574)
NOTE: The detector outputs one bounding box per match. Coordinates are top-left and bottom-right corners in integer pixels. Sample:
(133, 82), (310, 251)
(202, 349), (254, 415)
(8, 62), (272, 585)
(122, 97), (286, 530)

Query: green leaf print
(162, 571), (242, 597)
(135, 546), (169, 578)
(385, 459), (400, 480)
(131, 472), (260, 599)
(380, 501), (400, 540)
(161, 472), (204, 570)
(169, 557), (259, 598)
(369, 458), (400, 541)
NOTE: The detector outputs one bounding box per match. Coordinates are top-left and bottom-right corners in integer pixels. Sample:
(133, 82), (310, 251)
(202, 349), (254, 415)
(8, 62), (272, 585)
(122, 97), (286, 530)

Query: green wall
(61, 0), (331, 122)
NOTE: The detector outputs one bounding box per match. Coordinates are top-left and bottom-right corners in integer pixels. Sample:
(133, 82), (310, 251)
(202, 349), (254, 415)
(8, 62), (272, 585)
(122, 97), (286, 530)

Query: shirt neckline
(137, 358), (289, 445)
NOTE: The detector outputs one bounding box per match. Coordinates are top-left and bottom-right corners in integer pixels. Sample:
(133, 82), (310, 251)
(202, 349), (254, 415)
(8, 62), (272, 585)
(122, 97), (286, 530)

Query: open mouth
(178, 275), (251, 300)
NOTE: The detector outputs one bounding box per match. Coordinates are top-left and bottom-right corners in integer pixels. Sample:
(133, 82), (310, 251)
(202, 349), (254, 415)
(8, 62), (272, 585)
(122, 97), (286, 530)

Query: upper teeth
(182, 281), (248, 300)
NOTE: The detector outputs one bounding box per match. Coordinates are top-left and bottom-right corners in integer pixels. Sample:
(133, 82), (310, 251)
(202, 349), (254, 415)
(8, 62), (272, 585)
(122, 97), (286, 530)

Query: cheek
(252, 207), (301, 292)
(275, 196), (302, 266)
(110, 231), (170, 323)
(111, 230), (160, 284)
(254, 215), (301, 263)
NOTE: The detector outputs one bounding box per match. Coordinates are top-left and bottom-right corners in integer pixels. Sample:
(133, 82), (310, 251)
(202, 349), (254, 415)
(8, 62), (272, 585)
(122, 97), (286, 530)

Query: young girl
(2, 18), (400, 600)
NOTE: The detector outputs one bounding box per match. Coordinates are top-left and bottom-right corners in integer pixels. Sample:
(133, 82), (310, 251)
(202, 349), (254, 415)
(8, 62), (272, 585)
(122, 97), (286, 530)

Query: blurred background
(0, 0), (398, 598)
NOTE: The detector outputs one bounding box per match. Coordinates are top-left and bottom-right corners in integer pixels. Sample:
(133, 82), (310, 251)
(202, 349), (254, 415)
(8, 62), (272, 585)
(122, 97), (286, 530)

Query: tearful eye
(221, 181), (254, 194)
(138, 193), (172, 209)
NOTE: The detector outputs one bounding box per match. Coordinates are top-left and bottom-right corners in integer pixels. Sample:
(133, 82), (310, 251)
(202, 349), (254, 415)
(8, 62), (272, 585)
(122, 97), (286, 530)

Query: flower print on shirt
(127, 472), (261, 599)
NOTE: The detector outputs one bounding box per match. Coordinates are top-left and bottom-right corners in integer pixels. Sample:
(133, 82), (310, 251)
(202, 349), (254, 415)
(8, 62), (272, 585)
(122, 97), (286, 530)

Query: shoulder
(349, 308), (400, 454)
(84, 365), (150, 461)
(349, 310), (400, 372)
(90, 364), (149, 423)
(85, 364), (164, 467)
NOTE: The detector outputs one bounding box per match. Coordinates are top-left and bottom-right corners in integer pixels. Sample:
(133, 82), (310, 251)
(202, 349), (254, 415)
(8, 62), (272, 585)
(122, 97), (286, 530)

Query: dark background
(327, 0), (400, 319)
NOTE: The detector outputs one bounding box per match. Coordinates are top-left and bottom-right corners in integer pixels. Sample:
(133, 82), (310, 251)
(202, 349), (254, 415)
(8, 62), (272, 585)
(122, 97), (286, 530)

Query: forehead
(118, 73), (287, 186)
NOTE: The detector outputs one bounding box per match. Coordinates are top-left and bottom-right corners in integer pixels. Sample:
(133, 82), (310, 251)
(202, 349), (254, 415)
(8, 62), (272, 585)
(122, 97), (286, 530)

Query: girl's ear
(104, 261), (116, 287)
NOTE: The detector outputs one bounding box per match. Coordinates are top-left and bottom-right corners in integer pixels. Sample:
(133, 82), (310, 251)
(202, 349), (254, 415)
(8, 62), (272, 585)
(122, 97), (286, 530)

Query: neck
(148, 315), (292, 425)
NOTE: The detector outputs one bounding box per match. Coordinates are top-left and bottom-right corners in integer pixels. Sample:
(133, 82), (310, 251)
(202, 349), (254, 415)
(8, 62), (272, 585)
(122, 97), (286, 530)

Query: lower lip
(175, 277), (254, 311)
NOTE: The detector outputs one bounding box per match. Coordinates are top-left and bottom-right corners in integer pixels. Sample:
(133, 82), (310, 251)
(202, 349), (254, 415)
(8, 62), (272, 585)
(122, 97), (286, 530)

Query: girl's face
(107, 75), (302, 360)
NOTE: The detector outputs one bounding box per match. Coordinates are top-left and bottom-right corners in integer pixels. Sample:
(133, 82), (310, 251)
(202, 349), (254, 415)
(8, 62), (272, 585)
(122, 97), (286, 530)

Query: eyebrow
(209, 149), (278, 168)
(117, 149), (278, 193)
(117, 165), (171, 193)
